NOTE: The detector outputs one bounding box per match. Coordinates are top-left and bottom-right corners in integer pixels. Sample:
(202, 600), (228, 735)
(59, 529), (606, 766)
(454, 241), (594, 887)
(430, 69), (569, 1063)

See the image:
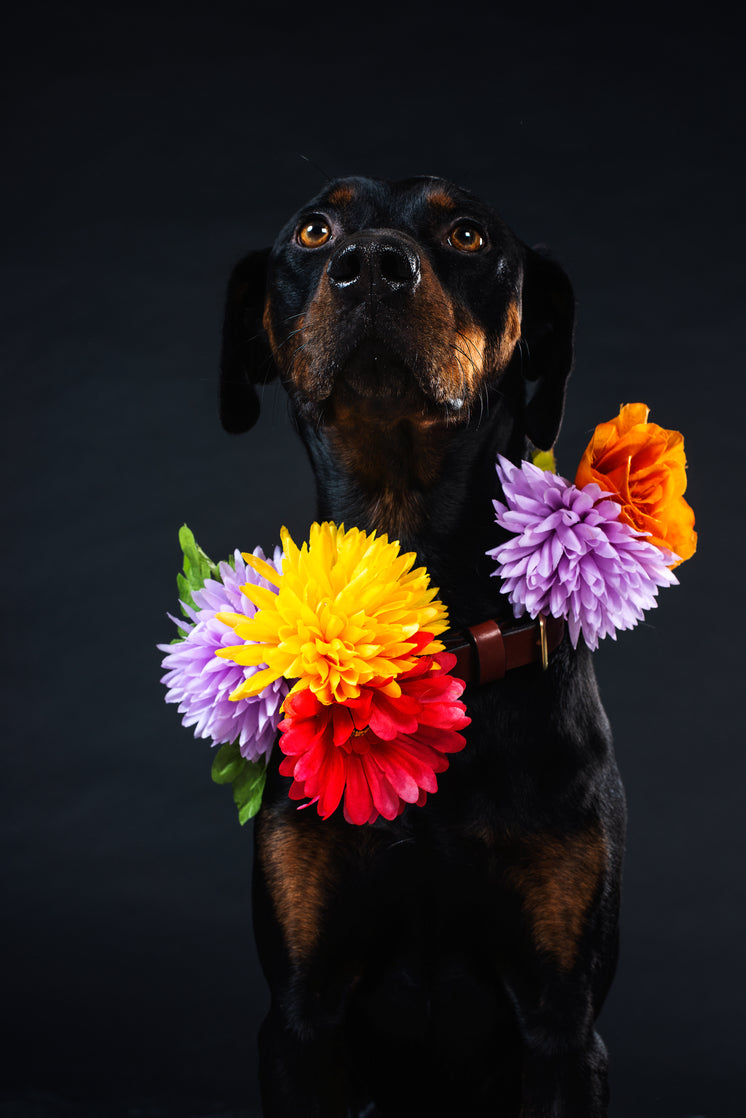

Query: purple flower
(487, 456), (679, 651)
(159, 547), (287, 762)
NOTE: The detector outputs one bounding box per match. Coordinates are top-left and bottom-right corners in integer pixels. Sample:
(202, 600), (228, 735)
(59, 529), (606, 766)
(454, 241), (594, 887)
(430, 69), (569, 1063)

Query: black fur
(221, 176), (626, 1117)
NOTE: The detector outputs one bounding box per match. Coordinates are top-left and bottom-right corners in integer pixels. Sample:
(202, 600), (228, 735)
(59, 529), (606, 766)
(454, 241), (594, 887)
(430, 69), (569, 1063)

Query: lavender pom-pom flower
(487, 456), (679, 651)
(159, 547), (287, 762)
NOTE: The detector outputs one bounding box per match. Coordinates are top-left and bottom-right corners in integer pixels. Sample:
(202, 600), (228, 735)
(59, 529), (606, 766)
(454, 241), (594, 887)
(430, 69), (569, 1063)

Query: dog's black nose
(327, 233), (420, 301)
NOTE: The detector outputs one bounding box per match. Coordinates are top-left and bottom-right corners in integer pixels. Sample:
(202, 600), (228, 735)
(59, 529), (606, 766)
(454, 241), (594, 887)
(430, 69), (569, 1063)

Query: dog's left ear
(219, 248), (276, 433)
(519, 246), (576, 450)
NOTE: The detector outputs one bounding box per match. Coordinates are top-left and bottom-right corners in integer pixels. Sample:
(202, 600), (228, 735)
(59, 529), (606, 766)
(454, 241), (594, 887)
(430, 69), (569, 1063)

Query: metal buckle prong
(538, 614), (549, 670)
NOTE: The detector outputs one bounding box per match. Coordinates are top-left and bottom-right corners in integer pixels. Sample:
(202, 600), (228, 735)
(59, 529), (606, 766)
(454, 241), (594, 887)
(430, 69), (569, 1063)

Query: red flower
(277, 635), (470, 825)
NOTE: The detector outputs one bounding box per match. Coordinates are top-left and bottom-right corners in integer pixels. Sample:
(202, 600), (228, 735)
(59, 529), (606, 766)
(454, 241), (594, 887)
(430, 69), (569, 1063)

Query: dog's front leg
(257, 994), (350, 1118)
(502, 827), (620, 1118)
(511, 997), (609, 1118)
(252, 804), (362, 1118)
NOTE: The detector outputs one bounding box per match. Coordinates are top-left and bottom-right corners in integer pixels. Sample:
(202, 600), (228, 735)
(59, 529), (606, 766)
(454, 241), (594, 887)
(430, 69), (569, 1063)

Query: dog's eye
(297, 217), (332, 248)
(448, 224), (486, 253)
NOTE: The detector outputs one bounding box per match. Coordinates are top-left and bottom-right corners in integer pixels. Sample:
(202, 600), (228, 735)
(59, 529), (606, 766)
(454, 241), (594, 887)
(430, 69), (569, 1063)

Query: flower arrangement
(160, 523), (470, 825)
(487, 403), (696, 649)
(160, 403), (695, 824)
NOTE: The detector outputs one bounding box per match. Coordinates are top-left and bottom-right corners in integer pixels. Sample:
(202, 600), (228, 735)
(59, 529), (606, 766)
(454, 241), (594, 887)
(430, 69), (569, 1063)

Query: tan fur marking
(485, 298), (522, 374)
(264, 284), (315, 391)
(326, 406), (447, 536)
(285, 268), (338, 398)
(451, 319), (486, 395)
(257, 813), (335, 962)
(367, 486), (426, 538)
(262, 296), (278, 354)
(327, 183), (356, 207)
(427, 188), (458, 211)
(505, 299), (521, 346)
(508, 828), (607, 971)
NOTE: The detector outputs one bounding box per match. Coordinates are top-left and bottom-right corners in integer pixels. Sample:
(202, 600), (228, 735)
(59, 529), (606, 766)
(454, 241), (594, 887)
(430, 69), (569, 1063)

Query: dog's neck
(324, 407), (453, 540)
(295, 376), (527, 630)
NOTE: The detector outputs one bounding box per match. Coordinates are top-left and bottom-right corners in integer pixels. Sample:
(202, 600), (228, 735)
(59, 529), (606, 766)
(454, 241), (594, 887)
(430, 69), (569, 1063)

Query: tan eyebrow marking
(327, 182), (356, 207)
(427, 188), (458, 211)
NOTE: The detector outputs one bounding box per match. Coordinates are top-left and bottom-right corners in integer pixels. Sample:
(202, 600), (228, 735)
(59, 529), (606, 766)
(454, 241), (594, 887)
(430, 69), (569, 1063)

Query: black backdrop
(3, 3), (744, 1116)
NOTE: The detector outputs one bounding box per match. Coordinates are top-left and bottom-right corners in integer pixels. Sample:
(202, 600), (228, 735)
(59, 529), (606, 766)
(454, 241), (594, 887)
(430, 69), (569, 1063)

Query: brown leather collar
(443, 614), (565, 685)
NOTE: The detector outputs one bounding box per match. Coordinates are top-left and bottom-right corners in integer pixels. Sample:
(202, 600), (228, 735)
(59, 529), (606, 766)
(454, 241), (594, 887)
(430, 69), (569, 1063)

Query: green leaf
(211, 741), (245, 784)
(176, 524), (218, 615)
(211, 742), (267, 824)
(234, 763), (267, 824)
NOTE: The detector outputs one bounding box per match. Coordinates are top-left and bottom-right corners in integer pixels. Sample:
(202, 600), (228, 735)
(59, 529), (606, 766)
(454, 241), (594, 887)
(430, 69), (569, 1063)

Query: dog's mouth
(331, 339), (443, 421)
(324, 328), (469, 424)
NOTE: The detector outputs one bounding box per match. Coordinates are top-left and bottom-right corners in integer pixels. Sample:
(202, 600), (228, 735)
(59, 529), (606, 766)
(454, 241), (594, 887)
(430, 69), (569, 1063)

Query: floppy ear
(219, 248), (277, 433)
(519, 246), (575, 450)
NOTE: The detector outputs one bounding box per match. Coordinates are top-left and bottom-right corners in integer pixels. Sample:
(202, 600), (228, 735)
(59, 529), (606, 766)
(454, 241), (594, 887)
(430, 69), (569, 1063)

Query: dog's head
(220, 175), (574, 453)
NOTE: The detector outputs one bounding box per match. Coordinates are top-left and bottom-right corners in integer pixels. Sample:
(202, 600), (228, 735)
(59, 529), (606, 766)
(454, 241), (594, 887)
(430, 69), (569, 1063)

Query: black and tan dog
(220, 176), (626, 1117)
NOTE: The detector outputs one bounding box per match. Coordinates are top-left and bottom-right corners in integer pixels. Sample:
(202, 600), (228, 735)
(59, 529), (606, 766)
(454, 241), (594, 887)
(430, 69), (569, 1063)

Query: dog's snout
(327, 234), (420, 301)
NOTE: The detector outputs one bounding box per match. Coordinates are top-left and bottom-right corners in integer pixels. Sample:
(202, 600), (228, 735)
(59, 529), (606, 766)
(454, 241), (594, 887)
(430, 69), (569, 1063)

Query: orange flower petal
(575, 403), (696, 567)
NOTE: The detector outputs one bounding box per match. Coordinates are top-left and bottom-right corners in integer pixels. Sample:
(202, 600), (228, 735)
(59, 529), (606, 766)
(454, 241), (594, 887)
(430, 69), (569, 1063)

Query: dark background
(3, 2), (744, 1116)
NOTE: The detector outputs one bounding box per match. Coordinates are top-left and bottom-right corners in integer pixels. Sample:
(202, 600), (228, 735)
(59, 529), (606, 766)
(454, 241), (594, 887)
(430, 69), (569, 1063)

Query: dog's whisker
(276, 323), (317, 350)
(295, 152), (333, 183)
(453, 333), (480, 374)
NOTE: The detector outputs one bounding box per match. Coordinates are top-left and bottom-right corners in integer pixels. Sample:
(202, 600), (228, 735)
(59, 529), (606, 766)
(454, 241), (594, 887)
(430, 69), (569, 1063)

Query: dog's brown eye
(297, 217), (332, 248)
(448, 224), (486, 253)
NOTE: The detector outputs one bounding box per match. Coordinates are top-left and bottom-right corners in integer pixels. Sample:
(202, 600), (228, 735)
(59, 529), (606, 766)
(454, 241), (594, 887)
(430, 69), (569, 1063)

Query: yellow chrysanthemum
(215, 522), (449, 706)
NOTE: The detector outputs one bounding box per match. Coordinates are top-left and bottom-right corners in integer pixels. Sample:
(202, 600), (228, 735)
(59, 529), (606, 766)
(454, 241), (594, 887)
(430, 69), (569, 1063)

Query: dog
(219, 175), (626, 1117)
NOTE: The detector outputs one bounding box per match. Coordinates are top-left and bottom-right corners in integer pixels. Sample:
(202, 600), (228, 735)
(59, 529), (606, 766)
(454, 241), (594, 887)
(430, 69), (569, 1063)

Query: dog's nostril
(327, 244), (361, 287)
(379, 245), (418, 288)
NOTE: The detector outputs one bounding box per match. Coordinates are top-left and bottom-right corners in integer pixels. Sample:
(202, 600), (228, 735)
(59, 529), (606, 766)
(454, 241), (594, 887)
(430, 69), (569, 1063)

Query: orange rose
(575, 403), (696, 567)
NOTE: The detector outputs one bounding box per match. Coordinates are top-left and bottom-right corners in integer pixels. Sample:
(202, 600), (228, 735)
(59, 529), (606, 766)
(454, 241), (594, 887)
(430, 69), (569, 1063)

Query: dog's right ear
(219, 248), (276, 433)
